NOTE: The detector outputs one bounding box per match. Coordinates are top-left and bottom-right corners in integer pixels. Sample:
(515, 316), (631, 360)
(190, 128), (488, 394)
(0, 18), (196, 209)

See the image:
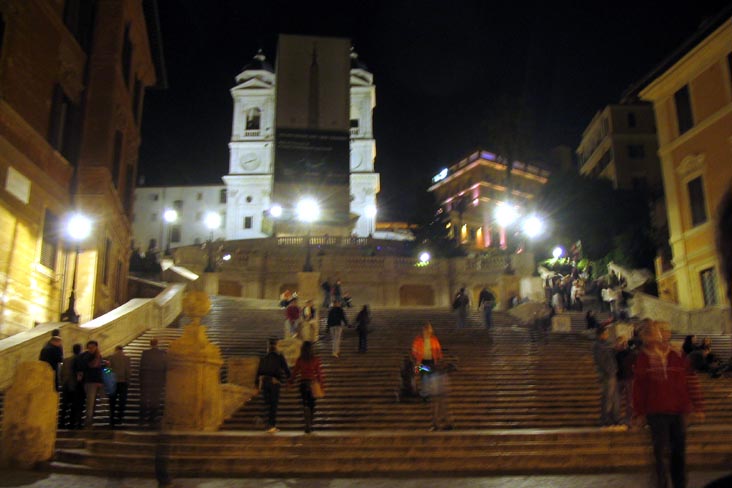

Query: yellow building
(637, 11), (732, 309)
(0, 1), (163, 337)
(428, 150), (550, 250)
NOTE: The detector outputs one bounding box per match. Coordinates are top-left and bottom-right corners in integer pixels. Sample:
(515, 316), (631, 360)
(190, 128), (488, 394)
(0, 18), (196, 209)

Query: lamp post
(60, 213), (92, 323)
(296, 197), (320, 272)
(204, 212), (221, 272)
(163, 208), (178, 256)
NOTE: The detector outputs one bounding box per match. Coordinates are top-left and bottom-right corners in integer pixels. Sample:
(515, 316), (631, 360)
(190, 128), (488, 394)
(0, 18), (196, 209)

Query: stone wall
(630, 291), (732, 334)
(0, 283), (185, 390)
(174, 242), (535, 309)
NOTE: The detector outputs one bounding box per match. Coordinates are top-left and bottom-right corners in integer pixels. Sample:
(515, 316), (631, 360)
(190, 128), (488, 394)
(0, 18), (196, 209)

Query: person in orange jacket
(411, 322), (443, 370)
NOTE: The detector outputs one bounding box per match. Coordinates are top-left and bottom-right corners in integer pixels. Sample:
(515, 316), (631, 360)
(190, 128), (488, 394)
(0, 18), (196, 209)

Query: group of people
(544, 270), (586, 312)
(683, 335), (730, 378)
(321, 278), (352, 309)
(593, 319), (706, 487)
(452, 286), (496, 330)
(39, 332), (167, 429)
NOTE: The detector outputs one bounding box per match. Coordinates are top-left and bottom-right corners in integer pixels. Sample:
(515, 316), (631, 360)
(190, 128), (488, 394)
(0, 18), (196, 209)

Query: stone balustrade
(630, 291), (731, 334)
(0, 283), (186, 390)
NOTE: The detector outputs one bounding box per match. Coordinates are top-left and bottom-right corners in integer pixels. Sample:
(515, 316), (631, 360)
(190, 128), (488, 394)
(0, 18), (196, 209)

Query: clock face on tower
(239, 153), (260, 172)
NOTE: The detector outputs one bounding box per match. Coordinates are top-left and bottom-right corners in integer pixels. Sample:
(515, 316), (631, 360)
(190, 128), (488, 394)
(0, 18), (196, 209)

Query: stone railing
(0, 283), (186, 390)
(630, 292), (731, 335)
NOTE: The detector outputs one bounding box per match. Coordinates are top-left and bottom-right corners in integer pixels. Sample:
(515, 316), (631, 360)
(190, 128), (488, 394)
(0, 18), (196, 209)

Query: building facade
(638, 13), (732, 309)
(576, 104), (662, 193)
(428, 150), (550, 251)
(133, 47), (380, 249)
(0, 0), (161, 337)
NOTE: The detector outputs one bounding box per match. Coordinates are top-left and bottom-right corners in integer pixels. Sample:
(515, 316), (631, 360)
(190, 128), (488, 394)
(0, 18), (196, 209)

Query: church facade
(133, 46), (379, 251)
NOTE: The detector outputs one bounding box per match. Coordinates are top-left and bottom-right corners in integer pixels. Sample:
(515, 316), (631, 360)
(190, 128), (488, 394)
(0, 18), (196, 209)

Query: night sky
(138, 0), (731, 221)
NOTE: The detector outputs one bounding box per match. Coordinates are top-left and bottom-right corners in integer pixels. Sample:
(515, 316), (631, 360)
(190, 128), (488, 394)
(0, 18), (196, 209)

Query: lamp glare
(296, 197), (320, 223)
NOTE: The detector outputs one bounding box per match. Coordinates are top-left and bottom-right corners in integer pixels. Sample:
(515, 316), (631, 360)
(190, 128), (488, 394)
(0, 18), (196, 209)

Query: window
(48, 84), (71, 153)
(687, 176), (707, 226)
(700, 268), (718, 306)
(674, 85), (693, 135)
(102, 238), (111, 285)
(244, 216), (253, 229)
(0, 14), (5, 60)
(40, 210), (59, 270)
(115, 260), (124, 304)
(627, 145), (645, 159)
(170, 225), (181, 243)
(151, 193), (159, 201)
(627, 112), (636, 128)
(727, 53), (732, 87)
(245, 195), (252, 203)
(219, 189), (227, 204)
(196, 192), (202, 201)
(63, 0), (96, 54)
(132, 77), (143, 124)
(123, 165), (134, 213)
(173, 200), (183, 210)
(245, 108), (261, 131)
(121, 23), (132, 88)
(111, 131), (123, 188)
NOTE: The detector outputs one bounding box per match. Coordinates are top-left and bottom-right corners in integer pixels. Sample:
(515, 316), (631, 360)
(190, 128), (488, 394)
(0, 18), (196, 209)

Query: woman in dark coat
(290, 341), (325, 433)
(355, 305), (371, 353)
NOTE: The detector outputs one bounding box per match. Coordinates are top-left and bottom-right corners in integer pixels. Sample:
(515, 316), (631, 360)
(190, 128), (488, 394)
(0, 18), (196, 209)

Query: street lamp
(204, 211), (221, 272)
(522, 215), (545, 239)
(495, 203), (519, 227)
(297, 197), (320, 272)
(552, 246), (564, 259)
(163, 208), (178, 256)
(60, 213), (92, 323)
(419, 251), (431, 264)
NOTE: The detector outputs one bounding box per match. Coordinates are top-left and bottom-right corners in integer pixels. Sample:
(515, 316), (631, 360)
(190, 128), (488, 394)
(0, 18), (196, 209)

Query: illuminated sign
(432, 168), (448, 183)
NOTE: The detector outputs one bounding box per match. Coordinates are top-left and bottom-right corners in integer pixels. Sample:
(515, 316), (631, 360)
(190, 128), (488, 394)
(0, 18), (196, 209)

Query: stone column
(297, 271), (321, 306)
(162, 291), (224, 431)
(1, 362), (58, 468)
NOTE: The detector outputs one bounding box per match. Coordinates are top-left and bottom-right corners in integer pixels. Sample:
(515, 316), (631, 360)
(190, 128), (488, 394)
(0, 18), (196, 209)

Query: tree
(410, 191), (465, 258)
(536, 170), (655, 272)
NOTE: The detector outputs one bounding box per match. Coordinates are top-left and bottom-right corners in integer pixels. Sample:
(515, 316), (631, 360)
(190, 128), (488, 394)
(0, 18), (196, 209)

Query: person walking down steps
(256, 338), (291, 433)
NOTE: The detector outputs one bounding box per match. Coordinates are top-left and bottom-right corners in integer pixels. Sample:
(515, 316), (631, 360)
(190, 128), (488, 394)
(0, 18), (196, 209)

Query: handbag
(310, 380), (325, 399)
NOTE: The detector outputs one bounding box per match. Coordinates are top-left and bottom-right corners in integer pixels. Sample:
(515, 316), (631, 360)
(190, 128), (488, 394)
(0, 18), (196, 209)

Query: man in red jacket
(633, 321), (704, 488)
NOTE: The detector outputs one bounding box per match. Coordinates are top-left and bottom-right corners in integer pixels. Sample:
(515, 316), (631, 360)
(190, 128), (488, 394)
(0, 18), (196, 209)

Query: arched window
(245, 107), (261, 131)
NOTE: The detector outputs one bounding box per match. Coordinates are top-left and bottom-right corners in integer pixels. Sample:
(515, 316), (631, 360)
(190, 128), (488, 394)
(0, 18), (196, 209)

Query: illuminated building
(428, 150), (550, 250)
(0, 0), (163, 337)
(133, 45), (380, 248)
(634, 8), (732, 308)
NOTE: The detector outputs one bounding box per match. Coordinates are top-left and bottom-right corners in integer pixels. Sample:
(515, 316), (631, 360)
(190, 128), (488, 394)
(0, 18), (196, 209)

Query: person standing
(453, 288), (469, 329)
(333, 279), (343, 304)
(633, 321), (704, 488)
(78, 340), (104, 428)
(39, 333), (64, 390)
(478, 287), (496, 330)
(289, 341), (324, 434)
(411, 322), (443, 400)
(321, 279), (332, 309)
(615, 336), (637, 427)
(59, 343), (84, 429)
(301, 299), (318, 343)
(256, 339), (291, 433)
(355, 304), (371, 353)
(593, 327), (624, 431)
(284, 297), (301, 339)
(327, 300), (348, 358)
(108, 345), (131, 427)
(139, 338), (167, 426)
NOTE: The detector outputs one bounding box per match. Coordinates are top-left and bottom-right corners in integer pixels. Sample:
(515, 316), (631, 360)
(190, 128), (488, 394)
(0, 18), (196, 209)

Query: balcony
(243, 129), (261, 137)
(350, 127), (359, 136)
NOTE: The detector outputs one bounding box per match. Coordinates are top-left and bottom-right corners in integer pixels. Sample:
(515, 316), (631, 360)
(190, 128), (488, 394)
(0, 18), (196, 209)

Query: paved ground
(1, 471), (731, 488)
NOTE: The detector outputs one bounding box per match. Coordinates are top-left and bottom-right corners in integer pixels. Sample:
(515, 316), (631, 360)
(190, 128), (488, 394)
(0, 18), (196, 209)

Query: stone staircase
(27, 296), (732, 475)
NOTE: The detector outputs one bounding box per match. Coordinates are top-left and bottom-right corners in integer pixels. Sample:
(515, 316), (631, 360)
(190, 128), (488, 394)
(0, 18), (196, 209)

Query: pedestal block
(1, 362), (58, 468)
(297, 271), (321, 305)
(162, 291), (224, 431)
(201, 272), (219, 296)
(551, 315), (572, 333)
